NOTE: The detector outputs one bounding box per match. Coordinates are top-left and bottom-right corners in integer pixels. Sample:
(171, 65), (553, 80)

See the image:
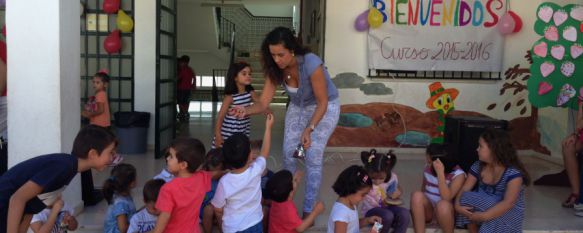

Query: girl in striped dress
(410, 143), (465, 233)
(454, 129), (530, 233)
(213, 62), (257, 148)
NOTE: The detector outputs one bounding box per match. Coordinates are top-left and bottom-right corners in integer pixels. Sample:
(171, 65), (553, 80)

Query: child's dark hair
(179, 55), (190, 63)
(94, 71), (110, 83)
(71, 125), (117, 159)
(480, 128), (531, 186)
(426, 143), (457, 175)
(250, 139), (263, 152)
(204, 148), (224, 170)
(168, 138), (207, 173)
(332, 165), (372, 197)
(360, 149), (397, 182)
(103, 163), (137, 204)
(224, 62), (254, 95)
(266, 170), (293, 203)
(222, 133), (250, 169)
(143, 179), (165, 203)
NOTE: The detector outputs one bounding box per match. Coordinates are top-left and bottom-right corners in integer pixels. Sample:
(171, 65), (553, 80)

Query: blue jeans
(236, 221), (262, 233)
(283, 99), (340, 213)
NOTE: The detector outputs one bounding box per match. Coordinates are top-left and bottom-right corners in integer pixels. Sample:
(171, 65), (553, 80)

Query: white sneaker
(574, 203), (583, 211)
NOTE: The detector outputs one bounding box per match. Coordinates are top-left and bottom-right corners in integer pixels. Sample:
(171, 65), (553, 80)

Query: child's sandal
(562, 193), (579, 208)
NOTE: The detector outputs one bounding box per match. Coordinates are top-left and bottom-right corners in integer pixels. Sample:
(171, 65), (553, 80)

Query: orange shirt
(90, 90), (110, 127)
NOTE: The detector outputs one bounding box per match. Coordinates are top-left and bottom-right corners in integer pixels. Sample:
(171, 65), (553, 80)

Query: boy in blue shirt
(0, 125), (117, 233)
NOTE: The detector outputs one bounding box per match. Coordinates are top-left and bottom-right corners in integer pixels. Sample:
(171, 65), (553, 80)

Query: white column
(7, 0), (81, 209)
(135, 0), (157, 147)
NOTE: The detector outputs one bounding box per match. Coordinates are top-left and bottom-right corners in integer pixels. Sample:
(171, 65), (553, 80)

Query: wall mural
(329, 52), (550, 155)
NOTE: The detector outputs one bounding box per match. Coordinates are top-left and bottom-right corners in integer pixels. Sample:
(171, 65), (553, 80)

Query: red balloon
(103, 0), (120, 14)
(580, 22), (583, 33)
(104, 30), (121, 54)
(508, 11), (522, 33)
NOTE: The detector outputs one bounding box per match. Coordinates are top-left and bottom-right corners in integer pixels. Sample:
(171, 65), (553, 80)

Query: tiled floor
(73, 102), (583, 232)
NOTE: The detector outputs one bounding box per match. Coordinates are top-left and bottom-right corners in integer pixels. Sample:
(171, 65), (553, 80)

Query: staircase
(239, 55), (288, 104)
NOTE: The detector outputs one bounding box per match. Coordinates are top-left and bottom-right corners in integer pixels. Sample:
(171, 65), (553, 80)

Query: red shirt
(155, 171), (211, 233)
(268, 200), (302, 233)
(177, 66), (195, 90)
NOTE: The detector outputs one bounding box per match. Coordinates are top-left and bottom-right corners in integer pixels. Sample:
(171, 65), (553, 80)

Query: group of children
(0, 60), (531, 233)
(324, 128), (529, 233)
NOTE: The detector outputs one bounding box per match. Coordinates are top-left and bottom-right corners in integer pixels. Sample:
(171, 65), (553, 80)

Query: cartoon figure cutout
(426, 82), (459, 144)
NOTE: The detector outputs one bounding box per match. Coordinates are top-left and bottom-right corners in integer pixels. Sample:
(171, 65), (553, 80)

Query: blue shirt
(286, 53), (339, 106)
(0, 154), (78, 214)
(104, 195), (136, 233)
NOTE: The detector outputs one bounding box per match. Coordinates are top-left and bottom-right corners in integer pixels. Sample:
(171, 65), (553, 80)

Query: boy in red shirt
(176, 55), (196, 121)
(266, 170), (324, 233)
(151, 138), (211, 233)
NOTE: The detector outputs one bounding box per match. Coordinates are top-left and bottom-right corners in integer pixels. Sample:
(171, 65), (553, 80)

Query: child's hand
(432, 158), (445, 175)
(265, 113), (274, 128)
(390, 188), (402, 199)
(215, 134), (224, 147)
(313, 201), (325, 214)
(366, 216), (382, 225)
(455, 205), (473, 218)
(52, 198), (64, 211)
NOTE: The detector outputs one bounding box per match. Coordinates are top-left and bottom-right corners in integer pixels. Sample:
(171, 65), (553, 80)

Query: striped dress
(212, 91), (252, 148)
(456, 161), (525, 233)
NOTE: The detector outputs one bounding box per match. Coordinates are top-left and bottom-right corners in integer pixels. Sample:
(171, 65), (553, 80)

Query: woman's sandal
(562, 193), (579, 208)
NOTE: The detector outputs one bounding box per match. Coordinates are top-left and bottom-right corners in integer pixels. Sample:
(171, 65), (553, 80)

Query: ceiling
(182, 0), (299, 17)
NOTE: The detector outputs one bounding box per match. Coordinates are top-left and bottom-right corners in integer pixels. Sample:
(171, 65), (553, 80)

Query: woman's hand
(228, 105), (247, 119)
(301, 128), (312, 149)
(366, 216), (382, 225)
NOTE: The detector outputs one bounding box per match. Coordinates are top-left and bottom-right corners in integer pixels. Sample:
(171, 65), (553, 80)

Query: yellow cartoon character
(426, 82), (459, 143)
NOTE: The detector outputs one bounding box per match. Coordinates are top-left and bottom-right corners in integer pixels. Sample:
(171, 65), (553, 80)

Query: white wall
(7, 0), (82, 210)
(134, 0), (157, 145)
(324, 0), (574, 158)
(177, 1), (229, 76)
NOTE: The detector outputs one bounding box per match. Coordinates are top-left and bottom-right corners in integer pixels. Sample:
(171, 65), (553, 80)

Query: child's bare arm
(213, 206), (224, 228)
(30, 199), (64, 233)
(295, 201), (324, 232)
(214, 96), (234, 147)
(260, 113), (274, 159)
(149, 212), (170, 233)
(473, 177), (523, 222)
(7, 181), (44, 233)
(444, 174), (465, 201)
(116, 214), (129, 233)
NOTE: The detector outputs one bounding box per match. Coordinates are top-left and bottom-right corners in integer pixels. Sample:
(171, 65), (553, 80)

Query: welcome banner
(368, 0), (506, 72)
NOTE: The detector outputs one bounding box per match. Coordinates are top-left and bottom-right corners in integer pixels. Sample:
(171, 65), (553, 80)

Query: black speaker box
(444, 115), (508, 172)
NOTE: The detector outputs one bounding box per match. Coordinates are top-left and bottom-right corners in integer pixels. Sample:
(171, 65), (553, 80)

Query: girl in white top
(410, 144), (465, 233)
(328, 165), (382, 233)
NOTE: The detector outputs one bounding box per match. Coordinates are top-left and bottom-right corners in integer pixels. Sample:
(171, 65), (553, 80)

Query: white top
(31, 203), (74, 233)
(211, 156), (266, 233)
(327, 202), (360, 233)
(127, 208), (157, 233)
(285, 84), (299, 94)
(153, 169), (174, 182)
(424, 165), (465, 205)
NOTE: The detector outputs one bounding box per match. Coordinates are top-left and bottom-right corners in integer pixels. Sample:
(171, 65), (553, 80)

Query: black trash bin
(114, 112), (150, 154)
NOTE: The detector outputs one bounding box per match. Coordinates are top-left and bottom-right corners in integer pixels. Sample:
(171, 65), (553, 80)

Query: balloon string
(506, 0), (510, 11)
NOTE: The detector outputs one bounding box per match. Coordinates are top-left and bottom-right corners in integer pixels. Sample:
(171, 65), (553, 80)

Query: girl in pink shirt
(82, 71), (111, 127)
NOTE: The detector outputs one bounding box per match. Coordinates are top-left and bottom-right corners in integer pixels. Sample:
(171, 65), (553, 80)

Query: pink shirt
(156, 171), (211, 233)
(90, 91), (110, 127)
(268, 200), (302, 233)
